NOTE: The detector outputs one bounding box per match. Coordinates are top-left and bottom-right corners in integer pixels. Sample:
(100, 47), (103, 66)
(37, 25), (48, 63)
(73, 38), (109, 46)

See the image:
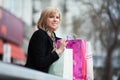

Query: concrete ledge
(0, 61), (65, 80)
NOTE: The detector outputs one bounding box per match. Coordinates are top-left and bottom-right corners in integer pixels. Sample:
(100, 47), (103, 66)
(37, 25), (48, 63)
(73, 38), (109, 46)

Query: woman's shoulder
(33, 29), (46, 36)
(30, 29), (46, 40)
(34, 28), (46, 34)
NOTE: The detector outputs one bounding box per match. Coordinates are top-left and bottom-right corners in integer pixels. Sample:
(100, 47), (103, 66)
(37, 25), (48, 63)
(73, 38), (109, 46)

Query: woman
(25, 7), (67, 73)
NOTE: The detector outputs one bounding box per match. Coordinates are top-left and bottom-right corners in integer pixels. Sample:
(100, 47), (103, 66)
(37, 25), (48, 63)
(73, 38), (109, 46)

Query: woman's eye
(49, 16), (54, 18)
(49, 15), (59, 19)
(56, 16), (59, 19)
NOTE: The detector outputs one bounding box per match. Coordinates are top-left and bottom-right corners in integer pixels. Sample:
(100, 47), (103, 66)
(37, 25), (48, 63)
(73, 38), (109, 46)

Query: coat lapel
(46, 31), (61, 48)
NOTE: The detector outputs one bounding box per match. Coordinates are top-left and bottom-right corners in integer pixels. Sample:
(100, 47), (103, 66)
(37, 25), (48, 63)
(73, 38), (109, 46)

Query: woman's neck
(47, 30), (53, 36)
(46, 29), (56, 48)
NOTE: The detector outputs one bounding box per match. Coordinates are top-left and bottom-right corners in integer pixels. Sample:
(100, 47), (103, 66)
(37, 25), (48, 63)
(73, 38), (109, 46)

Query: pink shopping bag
(66, 39), (87, 80)
(56, 39), (87, 80)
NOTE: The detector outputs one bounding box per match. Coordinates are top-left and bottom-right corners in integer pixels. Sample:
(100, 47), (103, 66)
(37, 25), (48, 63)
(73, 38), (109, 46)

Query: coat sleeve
(28, 30), (59, 69)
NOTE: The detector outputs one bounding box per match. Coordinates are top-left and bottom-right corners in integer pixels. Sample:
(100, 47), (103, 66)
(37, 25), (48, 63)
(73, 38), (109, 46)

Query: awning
(0, 7), (24, 45)
(8, 42), (26, 61)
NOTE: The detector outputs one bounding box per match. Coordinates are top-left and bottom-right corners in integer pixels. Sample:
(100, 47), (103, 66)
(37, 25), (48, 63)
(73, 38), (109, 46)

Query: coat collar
(39, 28), (61, 48)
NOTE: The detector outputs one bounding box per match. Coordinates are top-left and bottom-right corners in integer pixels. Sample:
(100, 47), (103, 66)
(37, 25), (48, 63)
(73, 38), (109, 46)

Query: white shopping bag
(86, 42), (94, 80)
(49, 49), (73, 80)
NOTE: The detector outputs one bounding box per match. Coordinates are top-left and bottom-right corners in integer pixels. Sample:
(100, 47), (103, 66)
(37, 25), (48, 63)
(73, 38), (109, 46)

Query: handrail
(0, 61), (65, 80)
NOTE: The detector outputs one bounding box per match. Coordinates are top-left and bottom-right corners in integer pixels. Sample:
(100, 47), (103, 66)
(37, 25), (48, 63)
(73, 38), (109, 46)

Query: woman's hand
(56, 39), (67, 55)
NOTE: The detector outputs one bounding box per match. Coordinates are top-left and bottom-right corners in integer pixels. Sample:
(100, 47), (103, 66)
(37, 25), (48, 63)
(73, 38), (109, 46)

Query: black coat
(25, 29), (60, 73)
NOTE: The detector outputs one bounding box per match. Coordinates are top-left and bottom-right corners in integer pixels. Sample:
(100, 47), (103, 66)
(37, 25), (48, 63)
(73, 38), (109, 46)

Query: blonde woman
(25, 7), (67, 73)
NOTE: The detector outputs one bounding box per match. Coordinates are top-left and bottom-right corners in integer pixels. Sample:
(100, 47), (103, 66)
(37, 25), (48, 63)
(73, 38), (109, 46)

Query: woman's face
(46, 13), (60, 32)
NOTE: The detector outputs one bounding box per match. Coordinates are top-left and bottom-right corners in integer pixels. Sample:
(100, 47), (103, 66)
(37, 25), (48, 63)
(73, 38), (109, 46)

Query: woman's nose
(53, 18), (57, 21)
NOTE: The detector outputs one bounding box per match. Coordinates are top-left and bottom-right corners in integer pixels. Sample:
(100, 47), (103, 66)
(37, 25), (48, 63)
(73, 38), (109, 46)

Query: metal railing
(0, 61), (65, 80)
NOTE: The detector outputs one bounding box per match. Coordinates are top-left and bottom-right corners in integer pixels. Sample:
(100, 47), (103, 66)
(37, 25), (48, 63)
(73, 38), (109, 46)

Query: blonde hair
(37, 7), (62, 30)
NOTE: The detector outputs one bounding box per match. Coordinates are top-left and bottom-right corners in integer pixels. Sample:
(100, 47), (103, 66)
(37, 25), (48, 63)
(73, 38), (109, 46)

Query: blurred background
(0, 0), (120, 80)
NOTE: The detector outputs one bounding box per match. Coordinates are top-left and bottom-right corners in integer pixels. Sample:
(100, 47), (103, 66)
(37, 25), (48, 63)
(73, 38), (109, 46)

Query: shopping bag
(67, 39), (87, 80)
(48, 48), (73, 80)
(49, 39), (93, 80)
(86, 42), (94, 80)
